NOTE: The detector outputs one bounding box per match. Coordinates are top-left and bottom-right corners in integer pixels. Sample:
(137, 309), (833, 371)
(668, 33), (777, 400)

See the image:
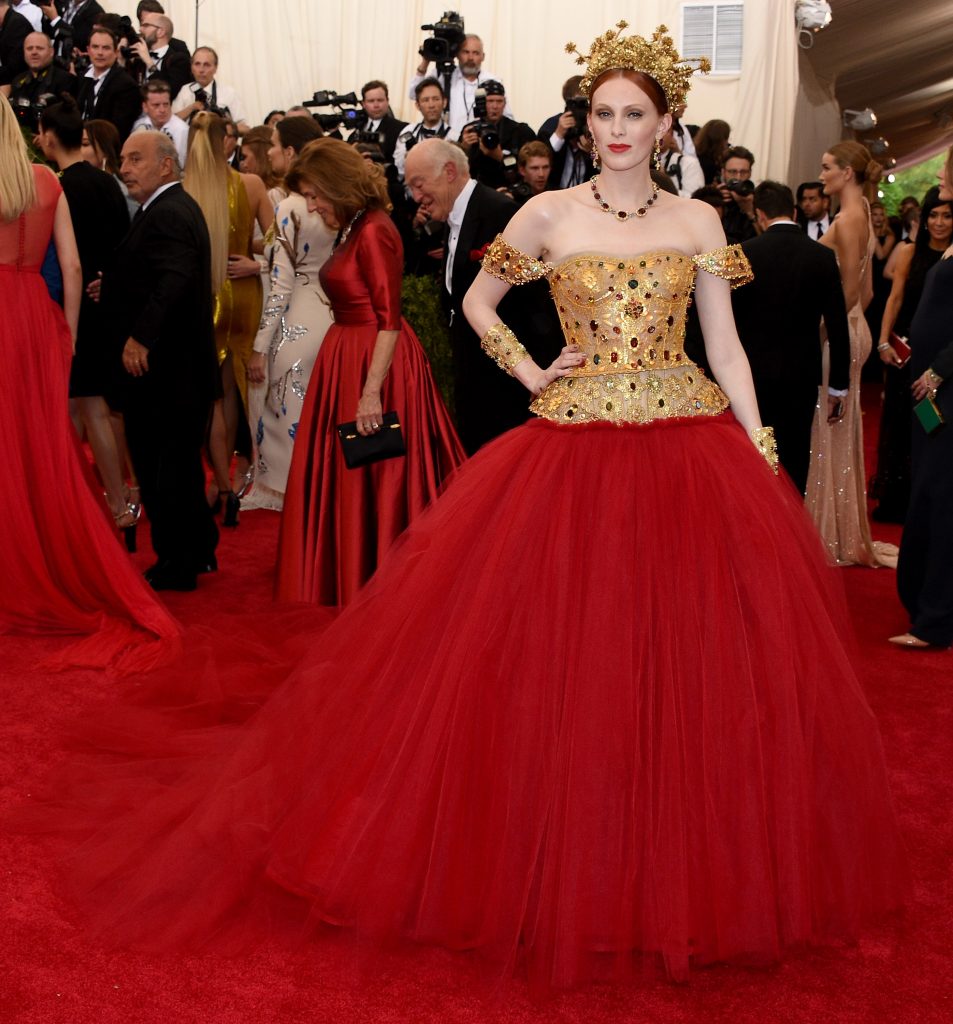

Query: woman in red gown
(0, 95), (179, 668)
(275, 139), (465, 606)
(15, 30), (905, 994)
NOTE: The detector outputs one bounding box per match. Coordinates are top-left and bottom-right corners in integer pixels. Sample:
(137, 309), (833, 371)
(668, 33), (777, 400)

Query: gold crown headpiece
(565, 22), (710, 110)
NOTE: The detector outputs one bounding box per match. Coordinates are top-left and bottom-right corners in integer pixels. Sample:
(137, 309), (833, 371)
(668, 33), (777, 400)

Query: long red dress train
(276, 209), (465, 606)
(0, 165), (179, 670)
(14, 243), (906, 993)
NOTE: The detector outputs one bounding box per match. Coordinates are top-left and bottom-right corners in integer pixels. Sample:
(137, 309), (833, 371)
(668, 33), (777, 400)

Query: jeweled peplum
(481, 236), (752, 424)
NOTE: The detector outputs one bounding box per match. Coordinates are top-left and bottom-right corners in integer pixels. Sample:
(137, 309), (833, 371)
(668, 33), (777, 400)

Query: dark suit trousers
(753, 377), (817, 494)
(897, 417), (953, 646)
(124, 388), (218, 572)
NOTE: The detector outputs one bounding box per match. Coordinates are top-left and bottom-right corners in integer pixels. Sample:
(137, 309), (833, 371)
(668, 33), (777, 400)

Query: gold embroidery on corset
(481, 235), (553, 285)
(480, 240), (753, 426)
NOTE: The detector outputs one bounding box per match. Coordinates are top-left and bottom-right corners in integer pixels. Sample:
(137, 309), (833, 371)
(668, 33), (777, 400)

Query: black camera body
(303, 91), (366, 134)
(462, 87), (500, 150)
(117, 14), (141, 60)
(564, 97), (588, 141)
(11, 92), (55, 132)
(725, 178), (755, 197)
(193, 88), (229, 119)
(419, 11), (465, 66)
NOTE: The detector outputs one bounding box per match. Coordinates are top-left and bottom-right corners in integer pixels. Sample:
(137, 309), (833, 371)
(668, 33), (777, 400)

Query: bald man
(102, 131), (220, 590)
(9, 30), (74, 128)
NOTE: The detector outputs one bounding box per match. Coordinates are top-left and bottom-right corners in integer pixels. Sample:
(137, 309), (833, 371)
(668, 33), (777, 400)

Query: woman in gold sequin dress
(183, 113), (274, 525)
(805, 142), (897, 567)
(28, 27), (905, 994)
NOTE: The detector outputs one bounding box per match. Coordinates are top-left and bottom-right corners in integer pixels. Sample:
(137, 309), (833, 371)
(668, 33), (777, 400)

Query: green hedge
(401, 273), (455, 415)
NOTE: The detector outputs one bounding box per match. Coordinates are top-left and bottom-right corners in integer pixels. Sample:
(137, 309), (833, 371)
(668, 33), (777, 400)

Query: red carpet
(2, 392), (950, 1023)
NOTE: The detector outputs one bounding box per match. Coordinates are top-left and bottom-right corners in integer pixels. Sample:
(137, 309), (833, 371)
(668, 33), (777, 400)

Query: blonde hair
(183, 111), (229, 292)
(828, 141), (883, 202)
(0, 94), (37, 221)
(285, 137), (391, 223)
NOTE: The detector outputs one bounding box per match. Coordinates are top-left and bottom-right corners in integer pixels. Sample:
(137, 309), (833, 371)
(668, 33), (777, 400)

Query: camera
(564, 96), (588, 141)
(117, 15), (141, 60)
(193, 88), (229, 118)
(419, 11), (465, 67)
(12, 93), (54, 132)
(461, 87), (500, 150)
(725, 178), (755, 197)
(302, 90), (366, 134)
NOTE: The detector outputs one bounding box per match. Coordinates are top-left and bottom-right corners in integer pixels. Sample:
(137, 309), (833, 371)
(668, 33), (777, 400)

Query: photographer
(462, 79), (534, 191)
(39, 1), (103, 64)
(537, 77), (594, 189)
(75, 27), (139, 141)
(128, 11), (189, 96)
(172, 46), (250, 134)
(718, 145), (758, 244)
(394, 76), (448, 181)
(136, 2), (190, 59)
(9, 30), (74, 128)
(660, 125), (703, 198)
(408, 31), (510, 140)
(508, 140), (551, 206)
(351, 80), (406, 161)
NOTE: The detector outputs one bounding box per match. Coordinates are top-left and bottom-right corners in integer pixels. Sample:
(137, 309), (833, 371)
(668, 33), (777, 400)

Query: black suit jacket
(103, 183), (218, 411)
(445, 182), (562, 452)
(354, 111), (407, 161)
(42, 0), (103, 54)
(148, 47), (192, 99)
(0, 6), (31, 86)
(76, 63), (141, 140)
(732, 224), (850, 391)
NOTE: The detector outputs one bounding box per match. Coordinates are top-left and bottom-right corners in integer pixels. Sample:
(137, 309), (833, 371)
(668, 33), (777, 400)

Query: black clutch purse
(336, 411), (406, 468)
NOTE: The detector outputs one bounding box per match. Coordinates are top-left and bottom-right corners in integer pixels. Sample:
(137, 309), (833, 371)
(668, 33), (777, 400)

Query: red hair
(590, 69), (668, 114)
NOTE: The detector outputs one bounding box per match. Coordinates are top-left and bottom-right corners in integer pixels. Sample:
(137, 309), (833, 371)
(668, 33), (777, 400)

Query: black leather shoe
(195, 556), (218, 574)
(144, 560), (170, 583)
(147, 567), (198, 592)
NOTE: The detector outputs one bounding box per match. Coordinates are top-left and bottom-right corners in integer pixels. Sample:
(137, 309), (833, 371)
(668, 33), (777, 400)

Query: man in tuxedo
(104, 130), (219, 590)
(136, 0), (189, 58)
(797, 180), (831, 239)
(355, 79), (406, 161)
(75, 27), (140, 140)
(731, 181), (851, 493)
(38, 0), (101, 59)
(127, 12), (190, 96)
(404, 137), (562, 453)
(0, 0), (31, 87)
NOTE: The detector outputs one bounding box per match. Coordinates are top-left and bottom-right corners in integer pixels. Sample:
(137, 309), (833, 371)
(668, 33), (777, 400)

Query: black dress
(59, 161), (130, 398)
(897, 255), (953, 646)
(870, 246), (942, 520)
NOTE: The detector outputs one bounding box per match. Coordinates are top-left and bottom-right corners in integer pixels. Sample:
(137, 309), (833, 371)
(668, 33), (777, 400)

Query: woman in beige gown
(805, 141), (896, 567)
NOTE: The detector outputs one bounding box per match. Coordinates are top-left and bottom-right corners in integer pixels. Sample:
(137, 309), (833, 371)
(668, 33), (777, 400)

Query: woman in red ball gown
(0, 95), (178, 668)
(16, 30), (906, 995)
(275, 139), (465, 606)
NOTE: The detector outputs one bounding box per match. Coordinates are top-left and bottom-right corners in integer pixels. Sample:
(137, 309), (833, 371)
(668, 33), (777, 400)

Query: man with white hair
(103, 130), (220, 591)
(404, 138), (560, 452)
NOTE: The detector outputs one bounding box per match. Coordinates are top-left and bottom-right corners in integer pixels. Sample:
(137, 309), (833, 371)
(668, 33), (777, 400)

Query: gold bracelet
(480, 322), (530, 375)
(750, 426), (779, 475)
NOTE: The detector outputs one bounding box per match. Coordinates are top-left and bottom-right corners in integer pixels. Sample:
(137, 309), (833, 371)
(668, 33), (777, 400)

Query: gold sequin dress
(214, 168), (262, 411)
(38, 239), (906, 994)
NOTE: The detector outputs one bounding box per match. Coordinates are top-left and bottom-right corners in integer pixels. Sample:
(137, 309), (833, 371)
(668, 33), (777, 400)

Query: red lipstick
(607, 144), (631, 153)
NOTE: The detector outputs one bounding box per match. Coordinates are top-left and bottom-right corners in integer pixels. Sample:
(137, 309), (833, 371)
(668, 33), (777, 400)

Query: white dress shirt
(132, 111), (189, 168)
(445, 177), (477, 294)
(172, 79), (248, 127)
(408, 65), (513, 141)
(662, 150), (705, 198)
(393, 119), (448, 180)
(807, 214), (831, 240)
(14, 2), (43, 31)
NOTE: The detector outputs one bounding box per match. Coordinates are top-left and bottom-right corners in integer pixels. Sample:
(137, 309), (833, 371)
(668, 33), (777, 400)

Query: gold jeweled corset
(482, 236), (753, 425)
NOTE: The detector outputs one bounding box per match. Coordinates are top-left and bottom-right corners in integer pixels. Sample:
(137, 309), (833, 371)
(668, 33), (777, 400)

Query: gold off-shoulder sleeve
(692, 245), (754, 288)
(481, 234), (552, 285)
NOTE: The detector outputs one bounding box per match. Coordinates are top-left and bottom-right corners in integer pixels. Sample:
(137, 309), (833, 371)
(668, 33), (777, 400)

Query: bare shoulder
(240, 172), (266, 198)
(670, 196), (729, 253)
(500, 190), (574, 259)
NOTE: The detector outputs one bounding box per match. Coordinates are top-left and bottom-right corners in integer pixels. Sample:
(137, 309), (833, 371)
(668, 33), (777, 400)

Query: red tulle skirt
(276, 318), (465, 606)
(19, 413), (906, 991)
(0, 269), (179, 670)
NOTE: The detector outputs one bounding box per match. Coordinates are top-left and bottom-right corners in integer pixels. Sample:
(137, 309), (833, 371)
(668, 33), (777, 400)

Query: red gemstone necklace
(590, 174), (660, 220)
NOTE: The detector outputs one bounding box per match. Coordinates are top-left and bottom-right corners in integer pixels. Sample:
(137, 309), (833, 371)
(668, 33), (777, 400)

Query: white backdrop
(101, 0), (799, 183)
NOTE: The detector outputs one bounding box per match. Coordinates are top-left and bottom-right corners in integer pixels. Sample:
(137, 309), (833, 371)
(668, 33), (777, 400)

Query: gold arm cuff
(750, 426), (779, 475)
(481, 322), (530, 375)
